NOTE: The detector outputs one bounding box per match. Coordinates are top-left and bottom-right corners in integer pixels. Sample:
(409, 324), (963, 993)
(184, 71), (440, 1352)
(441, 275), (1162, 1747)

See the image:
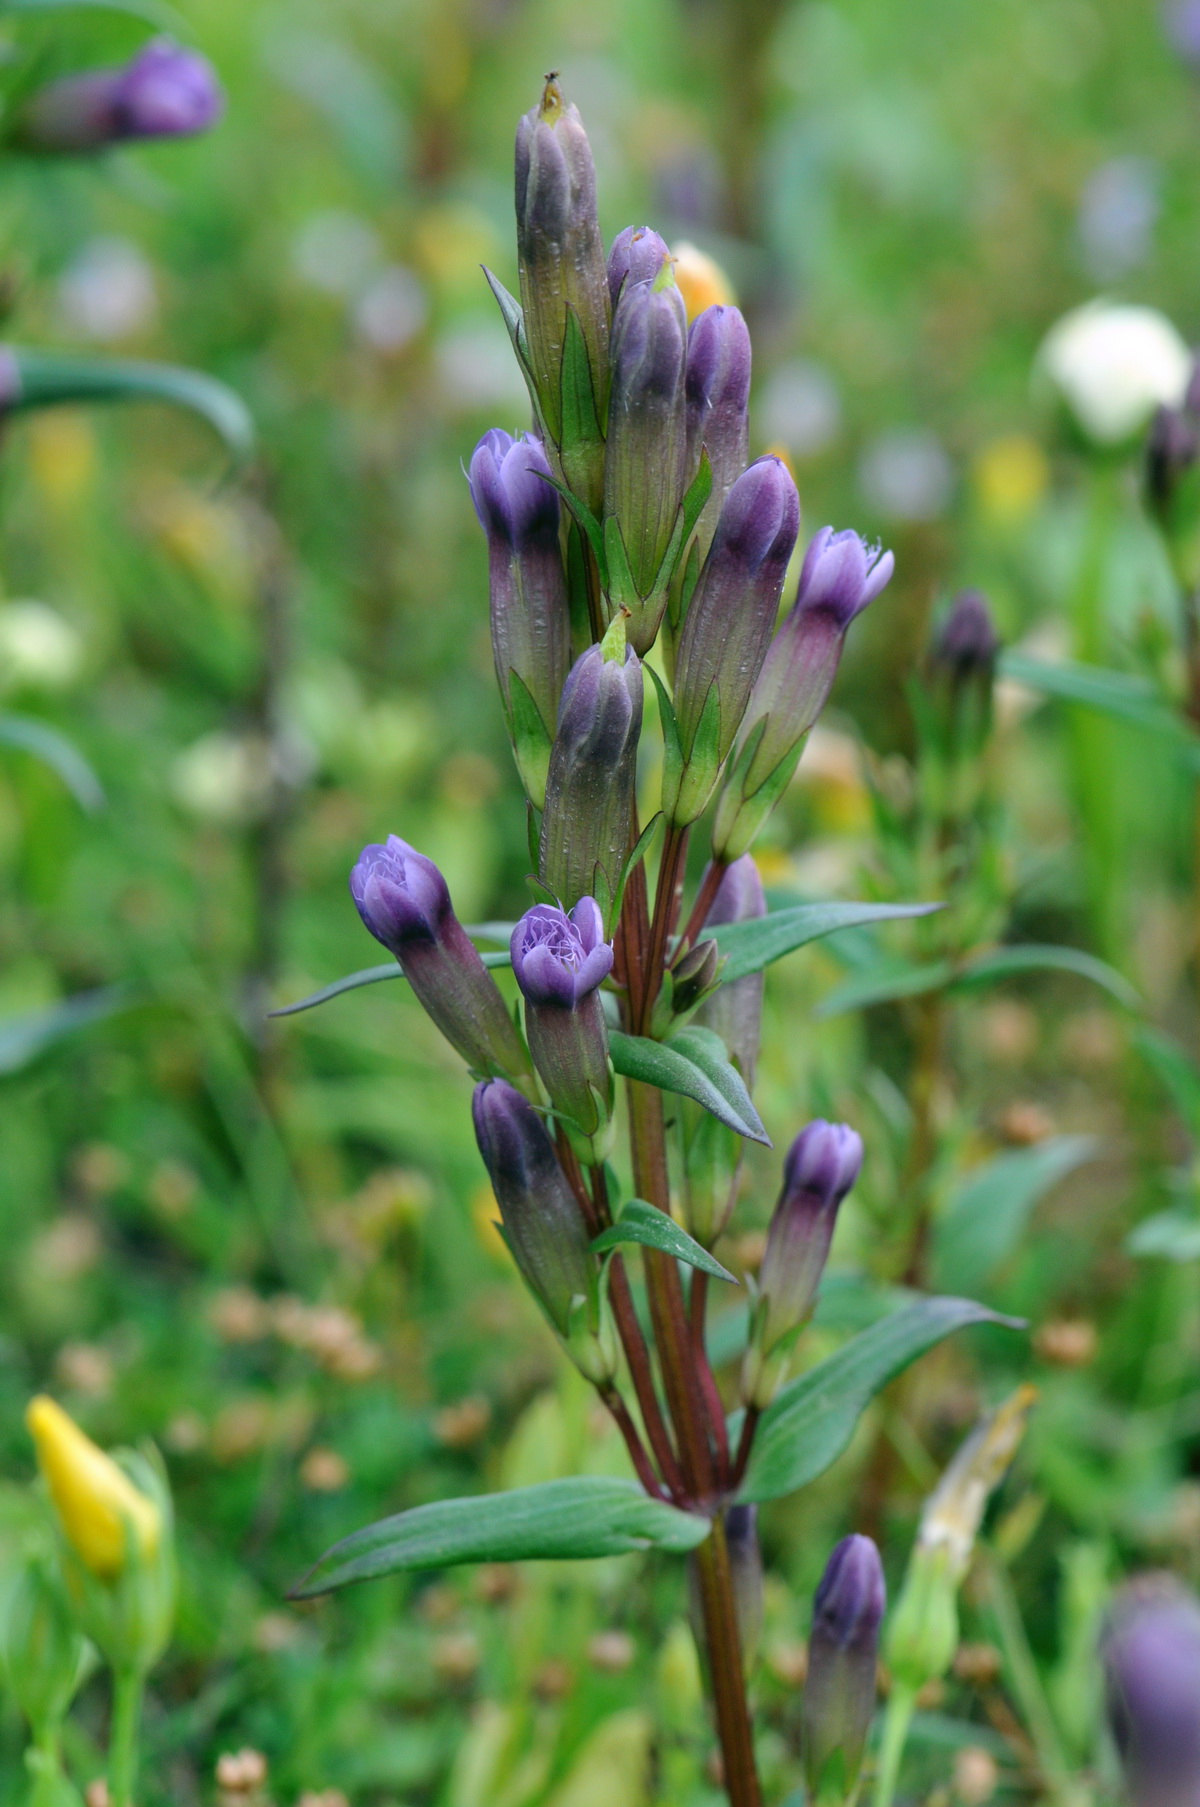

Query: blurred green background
(4, 0), (1200, 1800)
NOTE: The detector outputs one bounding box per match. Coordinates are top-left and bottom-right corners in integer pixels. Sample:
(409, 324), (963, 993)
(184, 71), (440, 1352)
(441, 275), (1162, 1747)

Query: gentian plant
(285, 77), (1024, 1807)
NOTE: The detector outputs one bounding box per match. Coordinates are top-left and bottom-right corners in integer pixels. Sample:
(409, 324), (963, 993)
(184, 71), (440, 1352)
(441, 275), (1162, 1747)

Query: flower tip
(27, 1393), (161, 1577)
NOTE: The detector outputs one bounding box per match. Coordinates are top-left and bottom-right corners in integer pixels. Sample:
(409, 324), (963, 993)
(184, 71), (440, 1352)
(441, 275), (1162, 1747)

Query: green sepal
(668, 681), (723, 827)
(591, 1197), (738, 1283)
(558, 303), (606, 509)
(483, 266), (549, 443)
(506, 667), (553, 810)
(603, 512), (641, 613)
(645, 664), (684, 827)
(607, 812), (661, 938)
(539, 473), (608, 585)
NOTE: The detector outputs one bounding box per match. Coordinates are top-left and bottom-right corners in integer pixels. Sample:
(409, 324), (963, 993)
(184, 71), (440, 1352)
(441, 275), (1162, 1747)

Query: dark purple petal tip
(511, 897), (614, 1007)
(350, 834), (452, 954)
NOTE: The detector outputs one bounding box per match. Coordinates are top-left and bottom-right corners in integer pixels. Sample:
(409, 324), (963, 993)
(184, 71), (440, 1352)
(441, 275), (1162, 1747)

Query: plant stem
(641, 821), (689, 1029)
(729, 1405), (758, 1493)
(681, 857), (728, 953)
(692, 1514), (763, 1807)
(872, 1683), (916, 1807)
(107, 1668), (144, 1807)
(601, 1383), (670, 1498)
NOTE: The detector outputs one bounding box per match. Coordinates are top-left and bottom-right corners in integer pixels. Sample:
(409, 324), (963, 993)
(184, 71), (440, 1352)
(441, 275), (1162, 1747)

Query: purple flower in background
(19, 39), (224, 153)
(932, 589), (1000, 676)
(804, 1536), (886, 1802)
(350, 836), (531, 1081)
(744, 1120), (863, 1405)
(511, 899), (614, 1157)
(1165, 0), (1200, 68)
(607, 225), (671, 308)
(510, 898), (613, 1007)
(1103, 1575), (1200, 1807)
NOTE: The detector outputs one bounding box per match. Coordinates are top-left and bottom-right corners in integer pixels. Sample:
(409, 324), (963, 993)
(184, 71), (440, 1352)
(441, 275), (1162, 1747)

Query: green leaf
(538, 471), (608, 580)
(591, 1198), (737, 1282)
(710, 901), (942, 985)
(290, 1478), (712, 1596)
(680, 447), (714, 542)
(609, 1028), (769, 1143)
(559, 304), (603, 455)
(0, 987), (127, 1076)
(735, 1297), (1021, 1504)
(816, 955), (952, 1017)
(481, 266), (547, 441)
(666, 1025), (767, 1142)
(271, 948), (513, 1019)
(932, 1136), (1100, 1295)
(0, 713), (104, 810)
(999, 652), (1200, 770)
(0, 0), (185, 24)
(1134, 1027), (1200, 1144)
(9, 351), (254, 462)
(1128, 1208), (1200, 1262)
(955, 944), (1139, 1009)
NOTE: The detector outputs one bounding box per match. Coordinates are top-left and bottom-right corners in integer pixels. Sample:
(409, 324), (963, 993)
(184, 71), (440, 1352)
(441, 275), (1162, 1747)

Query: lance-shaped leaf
(953, 944), (1139, 1009)
(7, 350), (254, 462)
(592, 1198), (737, 1282)
(734, 1297), (1022, 1504)
(290, 1477), (712, 1596)
(933, 1136), (1100, 1296)
(710, 901), (941, 985)
(0, 713), (104, 810)
(999, 650), (1200, 769)
(0, 987), (127, 1076)
(816, 956), (952, 1018)
(271, 946), (513, 1018)
(609, 1027), (769, 1143)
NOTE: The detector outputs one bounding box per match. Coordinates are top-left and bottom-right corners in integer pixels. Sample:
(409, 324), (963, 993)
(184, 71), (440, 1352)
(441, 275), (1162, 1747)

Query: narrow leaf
(665, 1025), (768, 1145)
(272, 948), (512, 1019)
(537, 471), (607, 578)
(0, 0), (185, 23)
(290, 1477), (711, 1596)
(735, 1297), (1022, 1504)
(0, 713), (104, 810)
(10, 350), (254, 461)
(680, 446), (714, 541)
(816, 956), (952, 1017)
(711, 901), (942, 985)
(592, 1198), (737, 1282)
(609, 1028), (769, 1143)
(999, 652), (1200, 770)
(953, 944), (1139, 1009)
(0, 987), (127, 1076)
(933, 1136), (1100, 1295)
(559, 304), (603, 451)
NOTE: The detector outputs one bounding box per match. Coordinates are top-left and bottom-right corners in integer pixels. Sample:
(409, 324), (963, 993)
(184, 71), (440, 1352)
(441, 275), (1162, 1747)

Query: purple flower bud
(681, 856), (767, 1248)
(804, 1535), (886, 1801)
(932, 590), (1000, 676)
(1165, 0), (1200, 68)
(605, 271), (690, 638)
(686, 305), (752, 554)
(607, 225), (671, 308)
(468, 429), (570, 807)
(511, 900), (614, 1155)
(726, 1505), (764, 1672)
(668, 936), (720, 1018)
(19, 39), (224, 153)
(1103, 1575), (1200, 1807)
(539, 642), (644, 909)
(515, 78), (610, 458)
(745, 1121), (863, 1405)
(667, 456), (800, 827)
(350, 837), (530, 1081)
(713, 522), (893, 863)
(472, 1080), (606, 1365)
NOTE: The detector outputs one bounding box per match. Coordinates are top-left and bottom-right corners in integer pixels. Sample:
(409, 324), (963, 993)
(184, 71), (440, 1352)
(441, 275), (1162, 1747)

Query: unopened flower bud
(539, 634), (643, 908)
(713, 525), (892, 862)
(920, 591), (1000, 820)
(27, 1396), (160, 1580)
(668, 937), (720, 1017)
(472, 1079), (613, 1380)
(1103, 1575), (1200, 1807)
(350, 837), (531, 1081)
(469, 429), (570, 806)
(803, 1535), (886, 1805)
(17, 39), (223, 153)
(514, 77), (610, 489)
(681, 856), (766, 1247)
(666, 456), (800, 827)
(511, 898), (614, 1160)
(686, 305), (752, 556)
(605, 268), (689, 643)
(1146, 359), (1200, 589)
(607, 225), (671, 308)
(742, 1121), (863, 1408)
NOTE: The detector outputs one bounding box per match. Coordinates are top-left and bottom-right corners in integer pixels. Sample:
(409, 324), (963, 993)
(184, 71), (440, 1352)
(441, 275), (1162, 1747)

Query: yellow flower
(26, 1395), (161, 1579)
(670, 241), (735, 321)
(972, 434), (1049, 525)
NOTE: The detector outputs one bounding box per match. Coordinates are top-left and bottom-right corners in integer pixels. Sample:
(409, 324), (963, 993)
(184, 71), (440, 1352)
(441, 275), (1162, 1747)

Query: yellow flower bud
(26, 1396), (161, 1579)
(670, 241), (735, 322)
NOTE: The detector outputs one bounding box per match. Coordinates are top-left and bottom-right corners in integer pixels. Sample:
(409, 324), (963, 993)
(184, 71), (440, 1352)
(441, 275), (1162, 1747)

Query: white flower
(0, 600), (84, 690)
(1038, 299), (1192, 445)
(58, 237), (157, 343)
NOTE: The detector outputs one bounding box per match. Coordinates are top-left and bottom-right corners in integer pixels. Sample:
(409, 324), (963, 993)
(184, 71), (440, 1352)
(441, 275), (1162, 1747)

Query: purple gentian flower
(804, 1536), (886, 1802)
(685, 304), (752, 554)
(539, 641), (643, 910)
(19, 39), (224, 153)
(794, 526), (894, 629)
(1103, 1576), (1200, 1807)
(607, 225), (671, 308)
(510, 898), (614, 1158)
(510, 897), (613, 1007)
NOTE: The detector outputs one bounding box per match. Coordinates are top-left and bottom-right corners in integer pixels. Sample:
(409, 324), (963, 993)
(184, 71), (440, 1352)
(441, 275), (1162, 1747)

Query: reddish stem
(680, 856), (728, 954)
(690, 1270), (730, 1483)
